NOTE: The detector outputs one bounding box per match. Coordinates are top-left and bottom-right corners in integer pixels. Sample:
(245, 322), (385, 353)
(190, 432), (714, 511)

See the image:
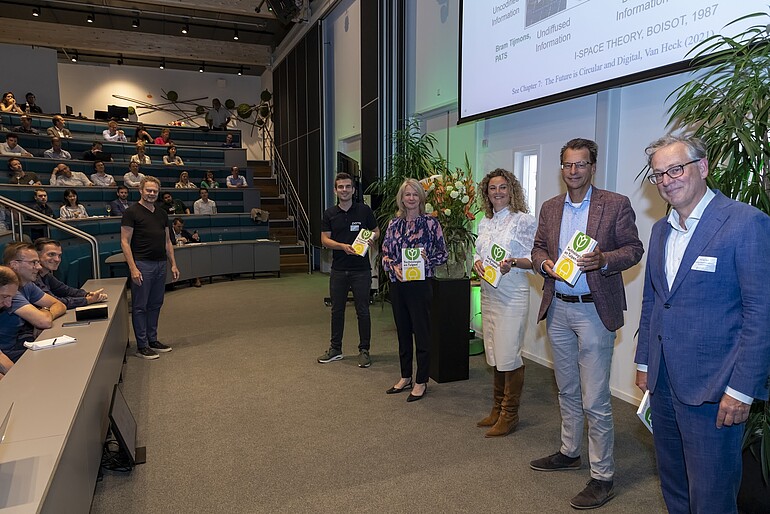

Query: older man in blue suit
(636, 135), (770, 514)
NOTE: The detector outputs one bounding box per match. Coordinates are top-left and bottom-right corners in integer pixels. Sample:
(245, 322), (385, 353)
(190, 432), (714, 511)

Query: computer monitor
(107, 105), (130, 120)
(94, 110), (110, 121)
(108, 384), (144, 465)
(65, 105), (74, 116)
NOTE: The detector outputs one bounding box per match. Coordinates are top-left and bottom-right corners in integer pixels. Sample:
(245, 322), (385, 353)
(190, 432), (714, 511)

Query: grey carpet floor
(90, 273), (666, 514)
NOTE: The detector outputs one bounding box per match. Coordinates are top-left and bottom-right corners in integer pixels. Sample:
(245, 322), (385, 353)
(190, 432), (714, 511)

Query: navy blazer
(636, 191), (770, 404)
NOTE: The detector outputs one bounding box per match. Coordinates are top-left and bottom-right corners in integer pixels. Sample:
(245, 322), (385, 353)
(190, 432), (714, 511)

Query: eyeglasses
(647, 159), (700, 185)
(14, 259), (40, 266)
(561, 161), (592, 171)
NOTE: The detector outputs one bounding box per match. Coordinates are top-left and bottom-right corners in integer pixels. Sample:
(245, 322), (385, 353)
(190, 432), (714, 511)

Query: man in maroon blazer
(530, 138), (644, 510)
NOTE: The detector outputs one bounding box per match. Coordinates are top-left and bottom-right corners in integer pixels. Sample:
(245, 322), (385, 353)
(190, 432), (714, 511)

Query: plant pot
(738, 442), (770, 514)
(429, 277), (470, 383)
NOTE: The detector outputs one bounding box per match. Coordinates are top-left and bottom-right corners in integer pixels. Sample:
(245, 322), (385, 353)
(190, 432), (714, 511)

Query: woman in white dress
(472, 168), (535, 437)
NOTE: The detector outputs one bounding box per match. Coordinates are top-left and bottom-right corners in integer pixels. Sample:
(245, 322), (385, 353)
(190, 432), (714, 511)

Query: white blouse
(474, 207), (537, 266)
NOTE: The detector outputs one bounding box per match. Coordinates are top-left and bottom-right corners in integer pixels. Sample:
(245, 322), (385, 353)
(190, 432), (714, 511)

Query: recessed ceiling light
(132, 18), (140, 28)
(238, 66), (243, 76)
(199, 64), (204, 73)
(87, 14), (94, 23)
(160, 60), (165, 70)
(32, 7), (40, 17)
(233, 29), (239, 41)
(182, 24), (189, 34)
(71, 52), (78, 62)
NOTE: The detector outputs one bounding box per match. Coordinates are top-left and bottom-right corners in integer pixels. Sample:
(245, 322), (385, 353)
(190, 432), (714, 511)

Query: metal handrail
(0, 196), (101, 279)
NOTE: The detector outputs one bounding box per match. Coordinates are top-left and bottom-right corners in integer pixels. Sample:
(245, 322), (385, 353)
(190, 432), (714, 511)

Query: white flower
(450, 190), (460, 199)
(443, 208), (452, 216)
(425, 203), (434, 213)
(446, 184), (454, 192)
(455, 181), (463, 189)
(461, 195), (470, 203)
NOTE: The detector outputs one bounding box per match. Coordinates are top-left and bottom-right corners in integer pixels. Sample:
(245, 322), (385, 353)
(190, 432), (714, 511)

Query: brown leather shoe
(477, 368), (505, 427)
(485, 366), (524, 437)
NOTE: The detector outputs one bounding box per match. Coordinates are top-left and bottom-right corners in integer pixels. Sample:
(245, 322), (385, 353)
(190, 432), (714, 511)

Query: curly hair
(478, 168), (528, 218)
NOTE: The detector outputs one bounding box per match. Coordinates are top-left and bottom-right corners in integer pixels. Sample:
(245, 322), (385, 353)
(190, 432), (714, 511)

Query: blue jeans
(329, 269), (371, 351)
(131, 260), (167, 349)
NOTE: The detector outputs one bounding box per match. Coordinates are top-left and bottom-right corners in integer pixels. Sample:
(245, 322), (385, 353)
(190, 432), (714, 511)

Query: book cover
(352, 228), (373, 257)
(636, 390), (653, 433)
(554, 230), (597, 286)
(482, 243), (510, 288)
(402, 248), (425, 281)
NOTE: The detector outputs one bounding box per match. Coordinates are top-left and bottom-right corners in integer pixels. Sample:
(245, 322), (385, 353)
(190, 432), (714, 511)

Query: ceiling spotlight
(238, 66), (243, 76)
(132, 18), (140, 28)
(87, 14), (94, 23)
(199, 63), (204, 73)
(233, 29), (239, 41)
(160, 60), (165, 70)
(181, 24), (189, 34)
(71, 52), (78, 63)
(32, 7), (40, 17)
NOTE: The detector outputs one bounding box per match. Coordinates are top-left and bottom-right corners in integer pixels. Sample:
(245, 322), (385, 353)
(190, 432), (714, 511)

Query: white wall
(408, 0), (692, 404)
(0, 44), (60, 114)
(56, 62), (264, 160)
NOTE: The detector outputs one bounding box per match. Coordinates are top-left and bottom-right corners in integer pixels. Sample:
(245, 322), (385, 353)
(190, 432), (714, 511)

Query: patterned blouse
(381, 214), (448, 282)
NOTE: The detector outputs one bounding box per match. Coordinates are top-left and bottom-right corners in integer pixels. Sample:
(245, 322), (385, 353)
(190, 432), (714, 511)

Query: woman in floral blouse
(473, 168), (535, 437)
(382, 178), (447, 402)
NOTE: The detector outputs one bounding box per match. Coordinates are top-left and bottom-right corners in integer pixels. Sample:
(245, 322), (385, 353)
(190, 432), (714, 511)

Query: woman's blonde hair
(395, 178), (426, 218)
(478, 168), (528, 218)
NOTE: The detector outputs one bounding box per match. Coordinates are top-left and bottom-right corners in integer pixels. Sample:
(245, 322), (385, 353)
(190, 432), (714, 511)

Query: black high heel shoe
(407, 383), (428, 402)
(386, 378), (413, 394)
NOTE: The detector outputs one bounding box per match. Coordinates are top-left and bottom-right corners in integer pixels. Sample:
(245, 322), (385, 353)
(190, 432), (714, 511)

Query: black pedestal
(429, 277), (470, 383)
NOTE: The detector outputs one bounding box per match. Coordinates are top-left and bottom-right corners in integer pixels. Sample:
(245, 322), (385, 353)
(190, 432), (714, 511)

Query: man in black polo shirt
(318, 172), (379, 368)
(121, 176), (179, 360)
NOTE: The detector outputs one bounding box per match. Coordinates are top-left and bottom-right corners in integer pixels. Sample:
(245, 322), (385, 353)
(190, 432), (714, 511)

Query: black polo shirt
(321, 202), (377, 271)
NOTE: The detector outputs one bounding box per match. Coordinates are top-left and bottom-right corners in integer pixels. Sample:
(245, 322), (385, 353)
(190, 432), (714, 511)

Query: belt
(555, 292), (594, 303)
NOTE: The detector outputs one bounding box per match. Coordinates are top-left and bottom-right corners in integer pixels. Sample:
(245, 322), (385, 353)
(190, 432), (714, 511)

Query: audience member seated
(103, 120), (127, 142)
(134, 123), (153, 144)
(206, 98), (231, 130)
(193, 187), (217, 214)
(226, 166), (247, 188)
(109, 185), (132, 216)
(221, 133), (238, 148)
(43, 136), (72, 160)
(0, 266), (21, 378)
(200, 170), (219, 189)
(163, 145), (184, 166)
(2, 243), (66, 362)
(15, 115), (39, 134)
(90, 160), (115, 187)
(82, 141), (112, 161)
(19, 92), (43, 114)
(170, 217), (202, 287)
(46, 115), (72, 139)
(34, 238), (108, 308)
(160, 191), (189, 215)
(31, 189), (54, 217)
(59, 188), (89, 219)
(175, 170), (196, 189)
(130, 142), (151, 165)
(0, 92), (24, 114)
(123, 161), (145, 188)
(154, 128), (172, 146)
(1, 133), (33, 157)
(7, 158), (41, 185)
(50, 163), (93, 187)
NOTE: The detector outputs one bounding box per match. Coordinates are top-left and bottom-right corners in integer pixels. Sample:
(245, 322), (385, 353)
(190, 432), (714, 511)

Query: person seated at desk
(31, 189), (54, 217)
(43, 136), (72, 160)
(2, 244), (66, 362)
(130, 142), (151, 165)
(154, 128), (172, 146)
(90, 160), (115, 187)
(59, 188), (89, 219)
(160, 192), (189, 215)
(7, 158), (41, 185)
(20, 93), (43, 114)
(170, 218), (201, 288)
(163, 145), (184, 166)
(46, 115), (72, 139)
(226, 166), (247, 188)
(193, 187), (217, 215)
(110, 185), (132, 216)
(221, 133), (238, 148)
(0, 267), (20, 378)
(1, 133), (33, 157)
(134, 124), (153, 145)
(200, 170), (219, 189)
(0, 92), (24, 114)
(50, 163), (93, 187)
(81, 141), (112, 162)
(34, 238), (107, 308)
(103, 120), (127, 142)
(15, 114), (39, 134)
(175, 171), (196, 189)
(123, 162), (145, 188)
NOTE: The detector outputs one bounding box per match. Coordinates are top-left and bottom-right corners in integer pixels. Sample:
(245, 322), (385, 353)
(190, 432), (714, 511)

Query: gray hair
(645, 135), (707, 167)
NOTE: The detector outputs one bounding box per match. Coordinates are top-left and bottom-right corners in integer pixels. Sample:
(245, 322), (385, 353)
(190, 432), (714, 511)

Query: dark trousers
(329, 269), (371, 352)
(390, 280), (432, 384)
(130, 260), (167, 349)
(651, 353), (743, 514)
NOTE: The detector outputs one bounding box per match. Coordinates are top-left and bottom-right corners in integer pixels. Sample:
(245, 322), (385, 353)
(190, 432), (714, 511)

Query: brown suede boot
(485, 366), (525, 438)
(477, 368), (505, 427)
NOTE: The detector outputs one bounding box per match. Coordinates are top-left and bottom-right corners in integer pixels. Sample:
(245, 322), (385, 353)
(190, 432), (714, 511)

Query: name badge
(691, 256), (717, 273)
(350, 223), (360, 232)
